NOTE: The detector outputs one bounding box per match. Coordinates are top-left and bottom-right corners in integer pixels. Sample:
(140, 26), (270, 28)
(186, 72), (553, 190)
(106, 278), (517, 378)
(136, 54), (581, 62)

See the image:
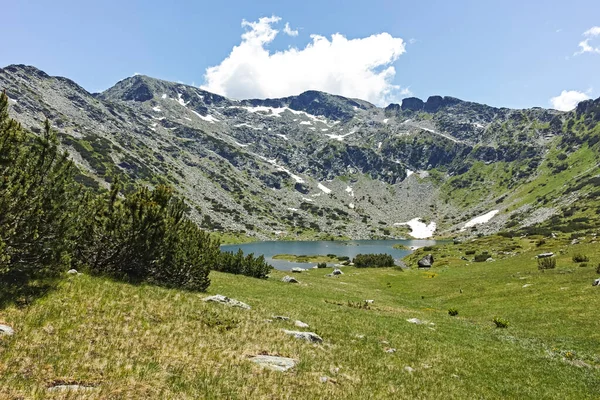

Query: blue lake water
(220, 239), (439, 271)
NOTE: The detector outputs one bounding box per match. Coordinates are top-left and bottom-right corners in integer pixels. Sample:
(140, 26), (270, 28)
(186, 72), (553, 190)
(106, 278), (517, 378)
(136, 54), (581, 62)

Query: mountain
(1, 64), (599, 240)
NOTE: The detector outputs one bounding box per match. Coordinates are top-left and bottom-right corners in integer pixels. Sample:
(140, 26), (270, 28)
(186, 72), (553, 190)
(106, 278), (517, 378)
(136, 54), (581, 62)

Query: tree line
(0, 92), (271, 301)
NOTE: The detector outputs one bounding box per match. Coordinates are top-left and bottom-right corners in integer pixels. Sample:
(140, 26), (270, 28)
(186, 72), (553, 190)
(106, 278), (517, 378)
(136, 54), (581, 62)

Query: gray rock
(294, 320), (309, 328)
(281, 275), (299, 283)
(0, 324), (14, 336)
(593, 278), (600, 287)
(291, 267), (305, 273)
(522, 284), (533, 288)
(203, 294), (251, 309)
(418, 254), (434, 268)
(385, 348), (396, 353)
(571, 238), (580, 245)
(404, 366), (415, 373)
(48, 385), (95, 392)
(272, 315), (290, 321)
(67, 269), (78, 275)
(364, 299), (374, 304)
(406, 318), (434, 326)
(249, 355), (296, 372)
(320, 376), (329, 383)
(282, 329), (323, 343)
(332, 268), (343, 275)
(536, 252), (554, 258)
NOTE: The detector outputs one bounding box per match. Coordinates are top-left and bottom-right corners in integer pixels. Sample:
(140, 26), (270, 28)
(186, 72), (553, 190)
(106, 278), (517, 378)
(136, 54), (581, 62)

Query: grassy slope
(1, 239), (599, 399)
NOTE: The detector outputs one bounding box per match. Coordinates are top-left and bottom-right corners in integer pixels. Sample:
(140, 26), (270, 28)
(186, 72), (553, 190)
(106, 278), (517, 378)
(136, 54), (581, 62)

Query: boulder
(281, 275), (299, 283)
(0, 324), (14, 336)
(282, 329), (323, 343)
(593, 278), (600, 287)
(332, 269), (343, 275)
(294, 320), (309, 328)
(67, 269), (78, 275)
(249, 355), (296, 372)
(571, 238), (580, 245)
(417, 254), (434, 268)
(536, 252), (554, 258)
(291, 267), (305, 273)
(202, 294), (251, 310)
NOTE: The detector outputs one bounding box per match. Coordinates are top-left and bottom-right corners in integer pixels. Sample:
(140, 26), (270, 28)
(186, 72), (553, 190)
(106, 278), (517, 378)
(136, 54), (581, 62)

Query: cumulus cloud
(575, 26), (600, 55)
(283, 22), (298, 37)
(201, 16), (407, 105)
(549, 90), (591, 111)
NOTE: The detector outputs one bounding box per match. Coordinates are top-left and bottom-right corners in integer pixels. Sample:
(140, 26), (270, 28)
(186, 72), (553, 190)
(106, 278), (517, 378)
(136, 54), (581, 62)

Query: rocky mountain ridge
(2, 64), (598, 241)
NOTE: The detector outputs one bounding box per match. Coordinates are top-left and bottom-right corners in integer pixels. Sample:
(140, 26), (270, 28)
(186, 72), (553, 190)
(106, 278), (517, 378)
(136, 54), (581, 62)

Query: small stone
(571, 238), (580, 245)
(355, 334), (365, 339)
(272, 315), (290, 321)
(385, 348), (396, 353)
(67, 269), (78, 275)
(364, 299), (374, 304)
(406, 318), (428, 325)
(249, 355), (296, 372)
(522, 284), (532, 288)
(0, 324), (14, 336)
(281, 275), (299, 283)
(593, 278), (600, 287)
(451, 374), (460, 379)
(48, 385), (95, 392)
(294, 320), (309, 328)
(282, 329), (323, 343)
(404, 366), (415, 373)
(320, 376), (329, 383)
(203, 294), (251, 309)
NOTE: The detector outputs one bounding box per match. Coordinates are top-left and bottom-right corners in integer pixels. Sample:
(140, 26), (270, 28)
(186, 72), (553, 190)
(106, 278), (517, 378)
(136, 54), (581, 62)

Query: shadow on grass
(0, 279), (58, 309)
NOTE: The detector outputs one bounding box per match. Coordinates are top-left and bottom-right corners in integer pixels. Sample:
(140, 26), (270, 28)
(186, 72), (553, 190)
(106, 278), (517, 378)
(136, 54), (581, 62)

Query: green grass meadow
(0, 237), (599, 399)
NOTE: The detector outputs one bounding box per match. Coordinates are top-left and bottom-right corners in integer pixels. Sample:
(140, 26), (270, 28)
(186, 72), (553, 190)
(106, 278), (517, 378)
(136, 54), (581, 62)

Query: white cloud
(283, 22), (298, 37)
(549, 90), (591, 111)
(575, 26), (600, 55)
(201, 16), (407, 105)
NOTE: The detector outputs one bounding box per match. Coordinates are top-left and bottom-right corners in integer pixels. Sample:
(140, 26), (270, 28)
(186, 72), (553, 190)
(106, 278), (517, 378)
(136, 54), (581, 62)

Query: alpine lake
(221, 239), (440, 270)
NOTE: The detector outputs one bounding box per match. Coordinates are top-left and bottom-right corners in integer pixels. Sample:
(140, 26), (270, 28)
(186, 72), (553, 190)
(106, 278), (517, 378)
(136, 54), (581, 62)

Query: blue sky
(3, 0), (599, 109)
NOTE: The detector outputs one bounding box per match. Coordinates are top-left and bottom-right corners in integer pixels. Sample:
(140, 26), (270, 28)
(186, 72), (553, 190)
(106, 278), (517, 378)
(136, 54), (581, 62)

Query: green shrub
(474, 253), (491, 262)
(316, 262), (327, 268)
(353, 253), (395, 268)
(337, 256), (350, 261)
(493, 316), (509, 328)
(77, 184), (218, 291)
(448, 308), (459, 316)
(216, 249), (272, 279)
(537, 257), (556, 270)
(465, 250), (476, 255)
(579, 263), (588, 268)
(572, 254), (589, 263)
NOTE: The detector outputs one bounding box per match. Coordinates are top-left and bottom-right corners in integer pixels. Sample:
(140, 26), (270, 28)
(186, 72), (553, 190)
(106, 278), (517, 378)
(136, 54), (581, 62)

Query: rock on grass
(282, 329), (323, 343)
(249, 355), (296, 372)
(202, 295), (251, 309)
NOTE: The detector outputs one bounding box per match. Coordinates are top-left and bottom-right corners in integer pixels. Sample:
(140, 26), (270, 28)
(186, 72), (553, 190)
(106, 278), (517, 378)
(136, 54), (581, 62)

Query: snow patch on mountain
(394, 218), (437, 239)
(461, 210), (499, 231)
(191, 110), (219, 123)
(318, 183), (332, 194)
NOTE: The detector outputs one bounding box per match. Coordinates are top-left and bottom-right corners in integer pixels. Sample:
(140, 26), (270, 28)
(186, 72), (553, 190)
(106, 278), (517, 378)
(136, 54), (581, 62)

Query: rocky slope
(1, 64), (599, 240)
